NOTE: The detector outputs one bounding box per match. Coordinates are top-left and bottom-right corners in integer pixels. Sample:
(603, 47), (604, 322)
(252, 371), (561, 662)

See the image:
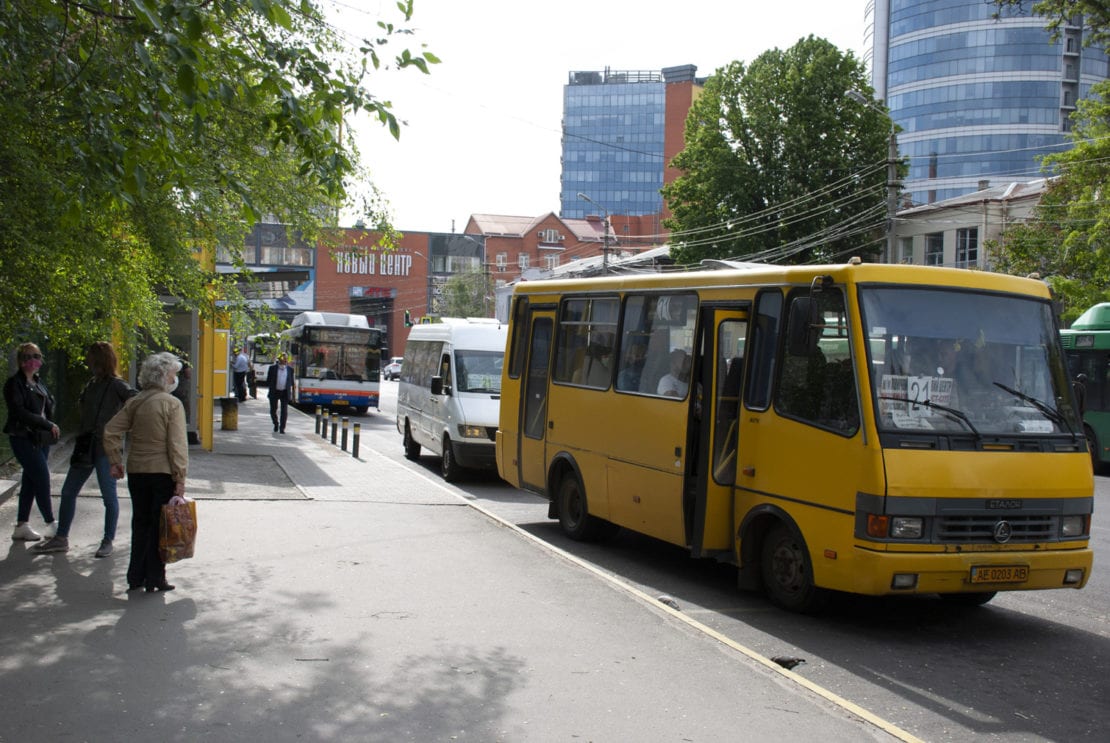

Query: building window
(496, 253), (507, 270)
(898, 236), (914, 264)
(518, 253), (530, 269)
(544, 255), (560, 271)
(925, 233), (944, 266)
(956, 227), (978, 268)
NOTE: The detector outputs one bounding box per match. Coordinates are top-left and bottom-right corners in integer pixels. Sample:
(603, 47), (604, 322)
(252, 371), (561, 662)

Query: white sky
(325, 0), (868, 233)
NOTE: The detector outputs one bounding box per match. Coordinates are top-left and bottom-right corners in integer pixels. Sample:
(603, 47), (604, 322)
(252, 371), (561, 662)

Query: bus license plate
(970, 565), (1029, 584)
(332, 400), (349, 406)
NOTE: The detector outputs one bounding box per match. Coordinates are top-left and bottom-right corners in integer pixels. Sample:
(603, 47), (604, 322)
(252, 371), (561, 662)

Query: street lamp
(847, 89), (899, 264)
(577, 192), (611, 273)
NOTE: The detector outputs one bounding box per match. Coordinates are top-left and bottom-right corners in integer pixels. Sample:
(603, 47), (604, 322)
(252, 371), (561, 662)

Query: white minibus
(396, 318), (508, 481)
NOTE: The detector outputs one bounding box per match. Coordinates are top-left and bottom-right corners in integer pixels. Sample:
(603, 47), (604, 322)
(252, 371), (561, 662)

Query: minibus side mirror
(431, 376), (451, 396)
(787, 297), (819, 356)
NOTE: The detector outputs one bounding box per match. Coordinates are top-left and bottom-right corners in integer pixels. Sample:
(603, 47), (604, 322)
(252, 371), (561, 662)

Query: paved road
(370, 379), (1110, 743)
(0, 397), (910, 742)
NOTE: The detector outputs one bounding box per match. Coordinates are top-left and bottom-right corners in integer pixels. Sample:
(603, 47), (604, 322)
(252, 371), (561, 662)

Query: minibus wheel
(760, 523), (828, 613)
(441, 437), (462, 482)
(403, 421), (420, 460)
(556, 472), (612, 541)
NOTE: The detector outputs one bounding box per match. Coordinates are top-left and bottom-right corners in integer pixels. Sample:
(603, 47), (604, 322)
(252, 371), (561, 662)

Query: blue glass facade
(560, 72), (666, 219)
(869, 0), (1108, 205)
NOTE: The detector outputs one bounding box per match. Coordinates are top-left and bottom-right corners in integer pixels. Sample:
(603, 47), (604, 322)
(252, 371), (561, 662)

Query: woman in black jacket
(33, 342), (134, 556)
(3, 342), (60, 541)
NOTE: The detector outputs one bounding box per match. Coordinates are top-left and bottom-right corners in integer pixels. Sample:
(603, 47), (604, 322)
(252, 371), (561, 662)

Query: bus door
(518, 310), (555, 493)
(689, 305), (749, 557)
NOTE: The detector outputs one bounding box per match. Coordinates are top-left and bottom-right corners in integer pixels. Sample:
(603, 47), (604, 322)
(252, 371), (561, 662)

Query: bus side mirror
(290, 343), (300, 355)
(787, 297), (818, 356)
(431, 376), (444, 396)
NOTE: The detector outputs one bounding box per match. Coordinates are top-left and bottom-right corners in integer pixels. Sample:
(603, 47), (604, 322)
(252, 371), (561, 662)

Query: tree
(662, 36), (897, 266)
(0, 0), (437, 360)
(986, 2), (1110, 322)
(988, 80), (1110, 323)
(439, 268), (494, 318)
(992, 1), (1110, 46)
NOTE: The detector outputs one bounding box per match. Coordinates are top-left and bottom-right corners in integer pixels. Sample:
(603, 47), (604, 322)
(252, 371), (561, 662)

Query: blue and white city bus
(281, 311), (384, 414)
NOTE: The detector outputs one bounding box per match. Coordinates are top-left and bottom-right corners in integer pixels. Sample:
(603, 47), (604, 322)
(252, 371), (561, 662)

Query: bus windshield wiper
(992, 382), (1074, 436)
(878, 395), (980, 436)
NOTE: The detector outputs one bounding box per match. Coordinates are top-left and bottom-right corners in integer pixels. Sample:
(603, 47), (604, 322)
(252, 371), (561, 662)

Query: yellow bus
(495, 260), (1093, 611)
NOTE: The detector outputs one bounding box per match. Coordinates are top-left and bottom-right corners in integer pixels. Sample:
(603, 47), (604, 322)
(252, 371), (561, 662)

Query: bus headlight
(458, 424), (486, 439)
(890, 517), (924, 539)
(1060, 515), (1086, 538)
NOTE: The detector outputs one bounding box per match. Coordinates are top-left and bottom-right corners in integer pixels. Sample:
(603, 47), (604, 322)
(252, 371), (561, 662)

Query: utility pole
(885, 126), (899, 264)
(577, 192), (611, 273)
(847, 90), (900, 263)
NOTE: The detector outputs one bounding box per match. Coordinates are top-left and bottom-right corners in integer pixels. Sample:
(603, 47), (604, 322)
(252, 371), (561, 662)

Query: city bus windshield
(860, 287), (1078, 437)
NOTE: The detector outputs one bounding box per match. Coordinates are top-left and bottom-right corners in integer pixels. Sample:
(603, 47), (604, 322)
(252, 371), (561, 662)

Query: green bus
(1061, 303), (1110, 470)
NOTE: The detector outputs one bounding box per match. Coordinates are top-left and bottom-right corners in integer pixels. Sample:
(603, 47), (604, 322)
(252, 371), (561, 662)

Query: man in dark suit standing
(266, 353), (295, 433)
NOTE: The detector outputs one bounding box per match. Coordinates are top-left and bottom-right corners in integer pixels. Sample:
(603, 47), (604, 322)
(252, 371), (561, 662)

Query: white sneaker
(12, 523), (41, 541)
(42, 521), (57, 538)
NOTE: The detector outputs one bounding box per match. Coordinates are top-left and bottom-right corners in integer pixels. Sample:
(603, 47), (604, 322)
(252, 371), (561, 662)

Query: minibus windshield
(859, 287), (1078, 436)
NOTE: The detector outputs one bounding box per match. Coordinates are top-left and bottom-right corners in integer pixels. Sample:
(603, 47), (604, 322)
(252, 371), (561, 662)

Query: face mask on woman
(21, 355), (42, 374)
(167, 375), (179, 394)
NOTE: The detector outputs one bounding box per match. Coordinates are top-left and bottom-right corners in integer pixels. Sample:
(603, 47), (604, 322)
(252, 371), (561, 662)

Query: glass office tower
(866, 0), (1108, 205)
(560, 69), (667, 219)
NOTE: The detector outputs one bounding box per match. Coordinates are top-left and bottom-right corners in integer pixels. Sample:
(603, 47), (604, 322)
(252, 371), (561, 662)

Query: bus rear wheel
(403, 422), (420, 460)
(760, 523), (828, 613)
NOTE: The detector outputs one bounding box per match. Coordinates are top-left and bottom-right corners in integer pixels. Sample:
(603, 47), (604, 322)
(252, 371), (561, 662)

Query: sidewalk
(0, 399), (907, 741)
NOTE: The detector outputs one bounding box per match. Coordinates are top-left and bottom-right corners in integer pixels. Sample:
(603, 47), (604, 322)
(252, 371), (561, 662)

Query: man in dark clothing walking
(266, 354), (295, 433)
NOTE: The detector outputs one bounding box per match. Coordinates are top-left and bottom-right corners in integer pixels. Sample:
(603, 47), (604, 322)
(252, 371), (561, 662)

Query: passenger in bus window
(658, 349), (691, 397)
(617, 342), (647, 391)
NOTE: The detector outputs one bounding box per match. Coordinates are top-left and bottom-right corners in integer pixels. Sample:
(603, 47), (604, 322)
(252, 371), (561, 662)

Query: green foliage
(662, 36), (898, 266)
(992, 1), (1110, 46)
(440, 268), (494, 319)
(988, 79), (1110, 324)
(0, 0), (436, 362)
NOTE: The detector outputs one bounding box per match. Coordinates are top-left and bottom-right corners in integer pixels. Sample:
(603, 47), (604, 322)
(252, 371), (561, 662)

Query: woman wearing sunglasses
(3, 342), (60, 541)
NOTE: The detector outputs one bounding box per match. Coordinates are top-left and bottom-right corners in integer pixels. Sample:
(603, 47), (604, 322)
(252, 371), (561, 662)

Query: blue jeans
(9, 435), (54, 525)
(57, 445), (118, 540)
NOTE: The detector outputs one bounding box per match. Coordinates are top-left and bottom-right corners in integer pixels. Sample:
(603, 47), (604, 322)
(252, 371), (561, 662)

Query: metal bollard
(341, 417), (349, 451)
(330, 413), (338, 445)
(315, 406), (322, 434)
(320, 409), (329, 439)
(352, 423), (360, 458)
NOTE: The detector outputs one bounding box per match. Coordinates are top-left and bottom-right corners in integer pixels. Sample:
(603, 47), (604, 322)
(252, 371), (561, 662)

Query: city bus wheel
(441, 437), (462, 482)
(939, 591), (997, 607)
(760, 523), (828, 613)
(403, 422), (420, 460)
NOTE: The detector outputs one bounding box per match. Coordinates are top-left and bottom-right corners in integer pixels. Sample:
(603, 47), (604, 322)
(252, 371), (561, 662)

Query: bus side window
(745, 290), (782, 410)
(776, 290), (859, 434)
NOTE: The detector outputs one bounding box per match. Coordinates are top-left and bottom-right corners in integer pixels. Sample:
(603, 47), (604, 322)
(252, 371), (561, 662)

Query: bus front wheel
(760, 523), (828, 613)
(556, 472), (615, 542)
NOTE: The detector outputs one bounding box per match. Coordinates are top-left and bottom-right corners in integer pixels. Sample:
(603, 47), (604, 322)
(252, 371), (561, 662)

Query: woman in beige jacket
(103, 352), (188, 593)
